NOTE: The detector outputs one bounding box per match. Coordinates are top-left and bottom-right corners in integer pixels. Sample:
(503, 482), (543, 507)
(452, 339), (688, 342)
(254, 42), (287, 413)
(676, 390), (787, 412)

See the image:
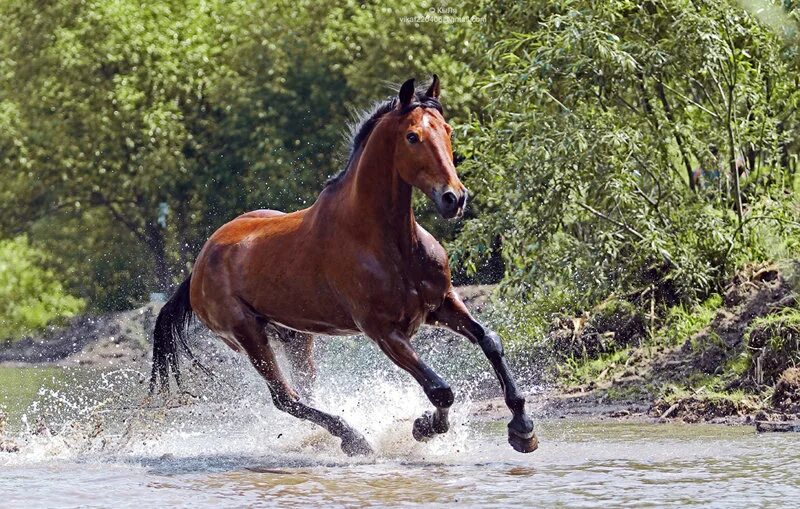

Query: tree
(453, 0), (800, 308)
(0, 236), (84, 339)
(0, 0), (468, 309)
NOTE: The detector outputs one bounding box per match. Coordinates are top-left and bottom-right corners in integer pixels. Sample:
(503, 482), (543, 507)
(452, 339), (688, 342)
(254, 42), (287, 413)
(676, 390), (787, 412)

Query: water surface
(1, 363), (798, 508)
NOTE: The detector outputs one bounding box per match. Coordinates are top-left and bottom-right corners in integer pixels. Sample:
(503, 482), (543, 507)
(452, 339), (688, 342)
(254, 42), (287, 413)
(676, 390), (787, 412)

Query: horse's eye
(406, 132), (420, 144)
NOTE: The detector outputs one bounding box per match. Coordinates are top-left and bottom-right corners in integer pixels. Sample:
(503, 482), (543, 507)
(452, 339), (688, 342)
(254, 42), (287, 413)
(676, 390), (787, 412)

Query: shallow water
(1, 359), (799, 508)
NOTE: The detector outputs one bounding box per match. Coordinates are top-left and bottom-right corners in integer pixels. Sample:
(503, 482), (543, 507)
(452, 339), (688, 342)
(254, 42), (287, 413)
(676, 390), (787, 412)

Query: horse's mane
(325, 85), (443, 187)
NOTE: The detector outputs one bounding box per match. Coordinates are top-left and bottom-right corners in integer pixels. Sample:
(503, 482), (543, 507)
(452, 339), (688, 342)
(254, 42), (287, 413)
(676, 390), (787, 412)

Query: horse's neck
(334, 133), (416, 248)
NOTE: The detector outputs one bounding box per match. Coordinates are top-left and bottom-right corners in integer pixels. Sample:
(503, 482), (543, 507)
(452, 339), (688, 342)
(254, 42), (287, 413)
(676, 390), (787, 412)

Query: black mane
(325, 86), (443, 187)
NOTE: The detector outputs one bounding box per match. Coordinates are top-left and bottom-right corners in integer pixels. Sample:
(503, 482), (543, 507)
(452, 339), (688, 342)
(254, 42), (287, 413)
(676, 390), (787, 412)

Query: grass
(658, 383), (759, 410)
(661, 293), (722, 347)
(744, 306), (800, 384)
(558, 348), (631, 387)
(745, 307), (800, 345)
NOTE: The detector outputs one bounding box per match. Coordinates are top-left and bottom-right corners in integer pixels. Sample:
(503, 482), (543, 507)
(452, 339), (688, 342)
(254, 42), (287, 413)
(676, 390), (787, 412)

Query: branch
(689, 77), (723, 119)
(577, 201), (645, 241)
(655, 80), (697, 191)
(656, 79), (721, 120)
(102, 202), (149, 246)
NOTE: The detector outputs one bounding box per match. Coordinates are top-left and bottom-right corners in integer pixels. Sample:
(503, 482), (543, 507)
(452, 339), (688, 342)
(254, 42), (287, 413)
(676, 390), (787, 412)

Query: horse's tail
(149, 274), (204, 394)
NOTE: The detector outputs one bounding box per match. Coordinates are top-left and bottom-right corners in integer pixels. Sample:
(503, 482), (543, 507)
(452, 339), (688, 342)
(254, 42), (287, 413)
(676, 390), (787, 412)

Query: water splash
(1, 333), (492, 470)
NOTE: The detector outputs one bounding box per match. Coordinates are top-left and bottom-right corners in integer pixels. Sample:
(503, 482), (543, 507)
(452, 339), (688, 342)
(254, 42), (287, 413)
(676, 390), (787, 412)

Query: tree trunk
(726, 84), (744, 227)
(145, 221), (171, 294)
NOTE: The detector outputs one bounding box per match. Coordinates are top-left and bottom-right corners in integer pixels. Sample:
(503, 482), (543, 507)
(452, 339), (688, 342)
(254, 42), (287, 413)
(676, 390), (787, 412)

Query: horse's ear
(425, 74), (440, 99)
(398, 78), (415, 107)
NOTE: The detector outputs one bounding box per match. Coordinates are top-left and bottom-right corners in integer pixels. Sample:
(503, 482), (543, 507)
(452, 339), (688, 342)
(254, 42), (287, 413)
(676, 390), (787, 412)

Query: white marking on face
(421, 113), (432, 130)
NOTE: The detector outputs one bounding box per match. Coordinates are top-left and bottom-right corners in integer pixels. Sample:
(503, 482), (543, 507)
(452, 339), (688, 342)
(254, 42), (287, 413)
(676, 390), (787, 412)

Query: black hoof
(412, 412), (435, 442)
(412, 410), (449, 442)
(508, 425), (538, 453)
(341, 432), (373, 456)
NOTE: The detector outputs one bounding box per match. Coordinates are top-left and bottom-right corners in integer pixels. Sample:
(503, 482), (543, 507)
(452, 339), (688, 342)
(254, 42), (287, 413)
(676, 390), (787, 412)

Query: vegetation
(745, 307), (800, 384)
(0, 236), (84, 340)
(454, 0), (800, 310)
(0, 0), (460, 314)
(0, 0), (799, 362)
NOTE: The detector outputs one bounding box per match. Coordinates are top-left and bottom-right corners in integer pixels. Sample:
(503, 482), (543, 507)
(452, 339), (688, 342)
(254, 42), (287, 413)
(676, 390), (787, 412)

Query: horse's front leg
(428, 290), (538, 453)
(366, 328), (454, 442)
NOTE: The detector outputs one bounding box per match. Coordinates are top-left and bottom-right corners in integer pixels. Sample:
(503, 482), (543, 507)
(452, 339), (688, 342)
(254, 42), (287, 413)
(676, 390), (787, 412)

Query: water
(1, 355), (799, 508)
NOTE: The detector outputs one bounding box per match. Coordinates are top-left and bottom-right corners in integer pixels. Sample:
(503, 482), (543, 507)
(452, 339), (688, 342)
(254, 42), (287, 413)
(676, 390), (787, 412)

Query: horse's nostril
(442, 191), (457, 209)
(457, 191), (467, 208)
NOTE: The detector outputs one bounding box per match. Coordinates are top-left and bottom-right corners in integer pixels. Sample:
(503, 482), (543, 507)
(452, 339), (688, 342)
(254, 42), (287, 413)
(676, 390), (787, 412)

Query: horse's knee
(425, 384), (454, 409)
(478, 330), (505, 357)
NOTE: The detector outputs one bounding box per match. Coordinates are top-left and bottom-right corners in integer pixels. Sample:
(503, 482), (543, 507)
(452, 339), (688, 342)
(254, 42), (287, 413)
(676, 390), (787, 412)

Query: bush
(0, 236), (84, 340)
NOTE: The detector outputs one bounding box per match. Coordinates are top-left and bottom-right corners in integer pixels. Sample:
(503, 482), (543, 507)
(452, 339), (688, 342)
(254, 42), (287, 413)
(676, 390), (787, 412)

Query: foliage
(0, 236), (84, 340)
(0, 0), (462, 309)
(1, 0), (799, 340)
(453, 0), (800, 311)
(558, 348), (631, 387)
(745, 306), (800, 384)
(662, 293), (723, 346)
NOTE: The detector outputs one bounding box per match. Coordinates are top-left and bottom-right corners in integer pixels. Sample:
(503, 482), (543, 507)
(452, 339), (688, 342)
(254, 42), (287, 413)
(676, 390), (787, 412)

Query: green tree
(0, 236), (84, 340)
(0, 0), (470, 310)
(453, 0), (800, 308)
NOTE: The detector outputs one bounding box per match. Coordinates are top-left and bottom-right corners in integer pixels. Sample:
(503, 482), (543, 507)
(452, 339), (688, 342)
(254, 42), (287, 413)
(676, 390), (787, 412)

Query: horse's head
(393, 76), (467, 219)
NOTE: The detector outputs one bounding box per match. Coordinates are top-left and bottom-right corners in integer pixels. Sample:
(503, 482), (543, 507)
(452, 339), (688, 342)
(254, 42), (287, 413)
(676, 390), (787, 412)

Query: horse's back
(236, 209), (286, 220)
(205, 209), (302, 246)
(190, 207), (346, 331)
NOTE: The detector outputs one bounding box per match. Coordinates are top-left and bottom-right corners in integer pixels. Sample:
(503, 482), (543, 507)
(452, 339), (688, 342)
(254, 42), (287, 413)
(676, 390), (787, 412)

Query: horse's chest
(342, 239), (450, 333)
(396, 257), (449, 323)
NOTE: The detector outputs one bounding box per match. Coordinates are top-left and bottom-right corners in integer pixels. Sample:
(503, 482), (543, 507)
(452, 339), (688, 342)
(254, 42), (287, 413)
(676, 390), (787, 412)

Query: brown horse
(150, 76), (537, 456)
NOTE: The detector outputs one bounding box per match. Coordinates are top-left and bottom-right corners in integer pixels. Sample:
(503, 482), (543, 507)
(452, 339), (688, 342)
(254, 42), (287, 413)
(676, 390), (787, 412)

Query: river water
(1, 346), (799, 508)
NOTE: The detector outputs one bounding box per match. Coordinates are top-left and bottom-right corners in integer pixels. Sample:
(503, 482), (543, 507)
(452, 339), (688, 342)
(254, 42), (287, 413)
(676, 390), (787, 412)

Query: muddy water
(1, 358), (799, 508)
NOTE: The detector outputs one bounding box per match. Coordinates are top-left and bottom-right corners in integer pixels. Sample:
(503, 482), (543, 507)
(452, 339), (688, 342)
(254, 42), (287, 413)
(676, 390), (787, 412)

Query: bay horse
(150, 76), (537, 456)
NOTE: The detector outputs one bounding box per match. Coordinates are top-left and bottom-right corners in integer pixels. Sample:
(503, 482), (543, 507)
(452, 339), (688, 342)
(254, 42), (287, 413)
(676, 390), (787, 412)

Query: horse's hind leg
(278, 329), (317, 401)
(240, 325), (371, 456)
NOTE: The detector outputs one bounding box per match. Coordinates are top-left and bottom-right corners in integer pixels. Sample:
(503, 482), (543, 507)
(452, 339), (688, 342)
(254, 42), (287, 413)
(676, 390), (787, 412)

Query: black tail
(149, 275), (199, 394)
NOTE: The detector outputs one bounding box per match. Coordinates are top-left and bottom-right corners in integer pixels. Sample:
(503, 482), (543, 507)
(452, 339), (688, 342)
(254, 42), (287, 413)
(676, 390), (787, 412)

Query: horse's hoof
(412, 412), (435, 442)
(341, 434), (373, 457)
(508, 428), (539, 453)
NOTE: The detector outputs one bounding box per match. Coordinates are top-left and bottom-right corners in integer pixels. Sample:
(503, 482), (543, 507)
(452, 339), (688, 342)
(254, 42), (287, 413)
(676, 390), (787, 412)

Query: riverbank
(0, 285), (495, 368)
(545, 260), (800, 427)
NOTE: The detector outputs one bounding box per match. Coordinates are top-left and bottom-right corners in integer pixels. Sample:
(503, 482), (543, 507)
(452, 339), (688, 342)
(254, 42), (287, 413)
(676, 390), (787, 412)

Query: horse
(149, 76), (537, 456)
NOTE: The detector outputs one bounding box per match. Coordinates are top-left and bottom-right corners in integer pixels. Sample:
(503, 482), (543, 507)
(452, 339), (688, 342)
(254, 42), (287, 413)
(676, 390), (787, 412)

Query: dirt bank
(547, 261), (800, 426)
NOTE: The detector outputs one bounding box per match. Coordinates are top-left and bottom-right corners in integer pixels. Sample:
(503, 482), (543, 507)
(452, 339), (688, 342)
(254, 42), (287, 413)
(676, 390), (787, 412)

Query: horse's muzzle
(433, 187), (468, 219)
